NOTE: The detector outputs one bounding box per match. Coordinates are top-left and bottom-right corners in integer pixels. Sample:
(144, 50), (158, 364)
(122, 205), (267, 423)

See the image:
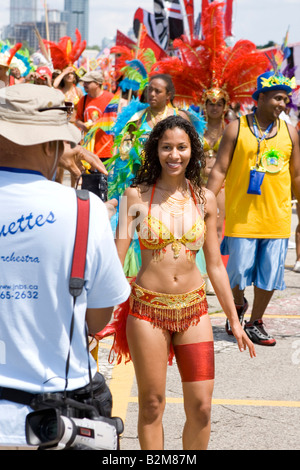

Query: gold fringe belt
(129, 282), (208, 332)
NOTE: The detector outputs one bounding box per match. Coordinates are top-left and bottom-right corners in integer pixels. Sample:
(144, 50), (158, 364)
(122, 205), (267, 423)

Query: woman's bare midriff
(136, 247), (204, 294)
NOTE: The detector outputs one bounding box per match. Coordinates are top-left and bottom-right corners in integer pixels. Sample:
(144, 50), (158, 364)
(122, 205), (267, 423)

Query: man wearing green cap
(207, 72), (300, 346)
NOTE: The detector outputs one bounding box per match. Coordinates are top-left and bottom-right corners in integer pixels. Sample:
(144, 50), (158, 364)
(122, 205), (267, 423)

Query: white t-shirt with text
(0, 168), (130, 445)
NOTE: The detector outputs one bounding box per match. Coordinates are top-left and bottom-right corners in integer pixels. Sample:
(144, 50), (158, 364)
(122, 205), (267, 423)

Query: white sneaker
(293, 261), (300, 273)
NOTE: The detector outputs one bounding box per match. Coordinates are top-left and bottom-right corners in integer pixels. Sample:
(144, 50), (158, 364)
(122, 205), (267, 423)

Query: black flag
(164, 0), (184, 40)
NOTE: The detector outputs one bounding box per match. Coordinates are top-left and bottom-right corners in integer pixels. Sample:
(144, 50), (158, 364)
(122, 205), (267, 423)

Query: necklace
(205, 124), (224, 142)
(254, 115), (275, 135)
(150, 106), (168, 126)
(204, 123), (224, 158)
(158, 188), (191, 217)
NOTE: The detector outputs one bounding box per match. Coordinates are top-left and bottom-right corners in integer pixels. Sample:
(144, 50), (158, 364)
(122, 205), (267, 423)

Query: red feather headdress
(151, 1), (269, 107)
(43, 29), (86, 70)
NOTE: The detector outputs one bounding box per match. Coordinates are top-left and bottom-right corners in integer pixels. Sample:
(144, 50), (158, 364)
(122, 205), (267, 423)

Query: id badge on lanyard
(247, 115), (274, 195)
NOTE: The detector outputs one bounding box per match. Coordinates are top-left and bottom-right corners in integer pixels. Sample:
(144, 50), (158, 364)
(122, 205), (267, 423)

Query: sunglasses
(39, 101), (74, 116)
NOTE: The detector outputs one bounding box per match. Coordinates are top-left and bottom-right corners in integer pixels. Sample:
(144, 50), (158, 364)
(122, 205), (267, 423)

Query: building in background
(62, 0), (89, 43)
(10, 0), (38, 25)
(2, 0), (89, 49)
(11, 21), (67, 51)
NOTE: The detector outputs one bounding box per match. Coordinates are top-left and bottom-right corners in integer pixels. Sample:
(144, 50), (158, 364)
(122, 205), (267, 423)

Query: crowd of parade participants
(0, 0), (300, 451)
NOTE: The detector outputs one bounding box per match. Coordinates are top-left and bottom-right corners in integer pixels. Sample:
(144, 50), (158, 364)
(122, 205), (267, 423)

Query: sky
(1, 0), (300, 48)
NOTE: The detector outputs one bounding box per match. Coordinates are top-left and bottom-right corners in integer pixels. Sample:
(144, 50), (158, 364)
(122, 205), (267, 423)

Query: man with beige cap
(0, 84), (130, 447)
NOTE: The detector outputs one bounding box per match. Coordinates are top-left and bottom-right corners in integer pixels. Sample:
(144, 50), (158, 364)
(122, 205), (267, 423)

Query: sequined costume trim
(129, 281), (208, 332)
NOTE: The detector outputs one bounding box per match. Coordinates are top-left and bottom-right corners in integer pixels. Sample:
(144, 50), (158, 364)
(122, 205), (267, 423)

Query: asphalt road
(98, 205), (300, 451)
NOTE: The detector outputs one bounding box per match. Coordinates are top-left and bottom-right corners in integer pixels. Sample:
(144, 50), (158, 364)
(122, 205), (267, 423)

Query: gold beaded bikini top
(138, 182), (206, 258)
(203, 136), (222, 153)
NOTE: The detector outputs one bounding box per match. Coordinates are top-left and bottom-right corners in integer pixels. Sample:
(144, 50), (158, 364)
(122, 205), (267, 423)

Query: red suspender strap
(69, 189), (90, 298)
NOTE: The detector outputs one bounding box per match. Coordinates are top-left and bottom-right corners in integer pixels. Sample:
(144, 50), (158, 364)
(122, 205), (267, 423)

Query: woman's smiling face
(158, 127), (191, 177)
(205, 99), (225, 120)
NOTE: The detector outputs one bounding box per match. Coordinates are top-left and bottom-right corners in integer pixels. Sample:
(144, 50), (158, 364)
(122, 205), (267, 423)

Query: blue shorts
(221, 237), (288, 291)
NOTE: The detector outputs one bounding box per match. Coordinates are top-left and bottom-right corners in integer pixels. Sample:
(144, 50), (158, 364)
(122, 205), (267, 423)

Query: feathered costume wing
(99, 45), (158, 201)
(111, 45), (157, 80)
(82, 46), (156, 158)
(0, 42), (22, 67)
(43, 29), (86, 70)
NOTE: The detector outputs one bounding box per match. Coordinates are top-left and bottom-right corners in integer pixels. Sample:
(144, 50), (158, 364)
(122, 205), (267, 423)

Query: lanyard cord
(252, 113), (275, 167)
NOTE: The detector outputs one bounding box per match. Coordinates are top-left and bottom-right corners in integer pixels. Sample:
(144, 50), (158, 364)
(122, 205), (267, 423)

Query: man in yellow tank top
(207, 71), (300, 346)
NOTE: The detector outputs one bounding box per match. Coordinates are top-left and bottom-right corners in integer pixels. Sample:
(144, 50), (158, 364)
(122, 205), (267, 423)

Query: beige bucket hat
(0, 84), (81, 147)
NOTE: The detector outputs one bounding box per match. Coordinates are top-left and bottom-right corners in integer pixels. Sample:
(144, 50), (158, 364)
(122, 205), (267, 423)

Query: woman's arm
(203, 189), (256, 358)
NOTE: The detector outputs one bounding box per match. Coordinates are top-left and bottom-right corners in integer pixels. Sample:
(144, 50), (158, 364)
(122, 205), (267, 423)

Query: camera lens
(38, 416), (59, 443)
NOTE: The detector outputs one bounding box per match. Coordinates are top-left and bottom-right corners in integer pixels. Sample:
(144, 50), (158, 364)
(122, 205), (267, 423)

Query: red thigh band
(174, 341), (215, 382)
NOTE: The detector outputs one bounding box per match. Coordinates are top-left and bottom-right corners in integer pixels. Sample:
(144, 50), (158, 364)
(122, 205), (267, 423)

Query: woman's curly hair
(131, 115), (206, 204)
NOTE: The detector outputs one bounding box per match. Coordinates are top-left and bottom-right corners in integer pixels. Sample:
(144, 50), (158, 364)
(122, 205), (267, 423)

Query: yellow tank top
(225, 115), (292, 238)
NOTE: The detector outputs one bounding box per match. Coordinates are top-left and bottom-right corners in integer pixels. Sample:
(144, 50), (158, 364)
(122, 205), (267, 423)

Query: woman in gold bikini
(100, 116), (255, 450)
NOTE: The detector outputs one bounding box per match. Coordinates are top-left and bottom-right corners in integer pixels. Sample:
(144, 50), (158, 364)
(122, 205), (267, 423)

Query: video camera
(26, 393), (123, 450)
